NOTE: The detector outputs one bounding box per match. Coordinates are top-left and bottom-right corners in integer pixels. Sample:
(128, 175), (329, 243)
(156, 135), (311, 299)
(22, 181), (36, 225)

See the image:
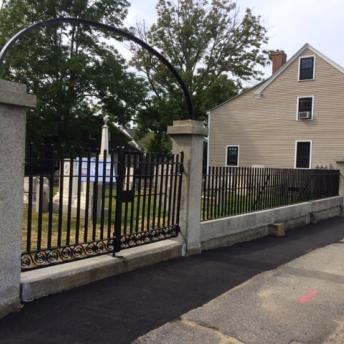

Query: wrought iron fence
(22, 144), (184, 270)
(201, 166), (340, 221)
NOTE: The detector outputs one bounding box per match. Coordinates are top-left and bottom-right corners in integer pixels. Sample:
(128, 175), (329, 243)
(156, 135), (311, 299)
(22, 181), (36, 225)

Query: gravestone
(52, 159), (102, 219)
(52, 116), (113, 219)
(23, 176), (50, 212)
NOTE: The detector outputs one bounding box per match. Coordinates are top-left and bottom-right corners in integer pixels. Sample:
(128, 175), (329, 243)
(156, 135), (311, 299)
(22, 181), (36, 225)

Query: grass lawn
(201, 190), (312, 221)
(22, 189), (172, 253)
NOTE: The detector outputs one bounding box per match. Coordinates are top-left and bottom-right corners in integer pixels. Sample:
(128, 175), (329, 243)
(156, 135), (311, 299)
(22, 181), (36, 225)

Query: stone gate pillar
(167, 120), (207, 255)
(0, 80), (36, 318)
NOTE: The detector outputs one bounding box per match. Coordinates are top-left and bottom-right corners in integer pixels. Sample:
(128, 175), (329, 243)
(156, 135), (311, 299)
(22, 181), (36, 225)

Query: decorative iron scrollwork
(21, 226), (179, 270)
(21, 239), (113, 271)
(120, 225), (180, 249)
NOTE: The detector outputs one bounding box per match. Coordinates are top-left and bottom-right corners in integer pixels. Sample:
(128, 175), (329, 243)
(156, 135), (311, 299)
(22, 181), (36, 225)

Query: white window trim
(206, 111), (211, 173)
(225, 145), (240, 167)
(294, 140), (312, 169)
(296, 95), (315, 120)
(298, 55), (316, 81)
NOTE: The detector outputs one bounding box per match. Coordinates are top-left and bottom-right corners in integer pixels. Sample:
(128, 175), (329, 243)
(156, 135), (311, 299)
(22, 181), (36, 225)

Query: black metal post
(113, 148), (125, 255)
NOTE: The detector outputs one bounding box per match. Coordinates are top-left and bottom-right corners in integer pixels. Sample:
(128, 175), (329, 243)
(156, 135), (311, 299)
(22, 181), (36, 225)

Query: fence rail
(22, 144), (184, 270)
(201, 166), (340, 221)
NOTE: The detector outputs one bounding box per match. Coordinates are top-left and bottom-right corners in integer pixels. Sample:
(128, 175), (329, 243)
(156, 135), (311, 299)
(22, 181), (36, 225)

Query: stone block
(0, 79), (35, 318)
(200, 196), (343, 252)
(21, 240), (182, 302)
(269, 223), (286, 237)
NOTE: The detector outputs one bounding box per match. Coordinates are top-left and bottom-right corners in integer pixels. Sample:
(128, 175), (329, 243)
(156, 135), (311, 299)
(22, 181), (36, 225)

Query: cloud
(125, 0), (157, 27)
(125, 0), (344, 79)
(239, 0), (344, 76)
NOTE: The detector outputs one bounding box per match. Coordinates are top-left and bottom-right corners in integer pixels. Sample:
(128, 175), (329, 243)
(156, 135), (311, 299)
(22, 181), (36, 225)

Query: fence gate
(22, 145), (184, 271)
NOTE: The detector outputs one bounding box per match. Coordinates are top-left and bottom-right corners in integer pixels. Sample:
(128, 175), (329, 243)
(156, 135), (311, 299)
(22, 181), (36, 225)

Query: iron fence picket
(83, 149), (91, 243)
(22, 144), (184, 271)
(151, 155), (160, 230)
(157, 156), (165, 229)
(225, 167), (229, 216)
(202, 166), (339, 222)
(26, 144), (34, 253)
(47, 145), (54, 249)
(75, 147), (82, 244)
(36, 146), (44, 250)
(234, 167), (239, 214)
(141, 155), (149, 231)
(57, 146), (64, 247)
(100, 150), (107, 240)
(146, 155), (153, 230)
(114, 148), (125, 253)
(176, 152), (184, 227)
(205, 166), (211, 220)
(66, 149), (74, 246)
(162, 157), (170, 227)
(92, 152), (99, 241)
(107, 151), (115, 239)
(167, 155), (174, 226)
(172, 155), (179, 225)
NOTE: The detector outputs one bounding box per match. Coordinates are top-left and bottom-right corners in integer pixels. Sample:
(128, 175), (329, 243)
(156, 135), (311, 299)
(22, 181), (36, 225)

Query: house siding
(209, 48), (344, 168)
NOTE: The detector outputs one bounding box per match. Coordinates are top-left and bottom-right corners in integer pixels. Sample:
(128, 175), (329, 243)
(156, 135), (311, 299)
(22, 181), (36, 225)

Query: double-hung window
(226, 145), (239, 166)
(297, 96), (314, 120)
(295, 141), (312, 168)
(299, 56), (315, 80)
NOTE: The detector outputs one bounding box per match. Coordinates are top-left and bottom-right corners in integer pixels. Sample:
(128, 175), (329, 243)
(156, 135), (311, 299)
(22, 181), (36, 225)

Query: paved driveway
(1, 217), (344, 344)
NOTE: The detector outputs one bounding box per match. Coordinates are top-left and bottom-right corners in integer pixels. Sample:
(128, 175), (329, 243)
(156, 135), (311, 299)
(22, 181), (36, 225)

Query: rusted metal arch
(0, 17), (193, 118)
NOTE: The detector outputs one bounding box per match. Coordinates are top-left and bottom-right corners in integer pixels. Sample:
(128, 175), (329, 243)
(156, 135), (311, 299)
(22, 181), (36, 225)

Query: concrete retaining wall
(21, 239), (182, 302)
(200, 196), (344, 251)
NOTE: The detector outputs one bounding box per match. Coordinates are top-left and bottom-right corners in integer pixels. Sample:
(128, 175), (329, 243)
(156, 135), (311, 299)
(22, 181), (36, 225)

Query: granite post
(0, 80), (36, 318)
(167, 120), (207, 255)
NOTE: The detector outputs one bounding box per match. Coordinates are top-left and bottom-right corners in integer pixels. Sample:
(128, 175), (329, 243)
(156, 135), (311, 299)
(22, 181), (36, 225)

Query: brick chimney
(271, 50), (287, 74)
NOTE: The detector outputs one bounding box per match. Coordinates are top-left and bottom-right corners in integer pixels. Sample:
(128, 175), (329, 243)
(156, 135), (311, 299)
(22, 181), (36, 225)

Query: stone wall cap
(167, 119), (208, 136)
(0, 79), (37, 108)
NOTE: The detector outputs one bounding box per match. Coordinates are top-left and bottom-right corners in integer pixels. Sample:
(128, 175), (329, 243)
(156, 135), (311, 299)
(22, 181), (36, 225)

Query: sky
(125, 0), (344, 79)
(1, 0), (343, 79)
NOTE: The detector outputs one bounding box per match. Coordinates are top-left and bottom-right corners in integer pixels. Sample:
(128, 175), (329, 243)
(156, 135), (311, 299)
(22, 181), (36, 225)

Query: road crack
(180, 318), (244, 344)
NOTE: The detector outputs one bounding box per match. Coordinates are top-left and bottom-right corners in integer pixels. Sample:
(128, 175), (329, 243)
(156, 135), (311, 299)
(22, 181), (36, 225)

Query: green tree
(0, 0), (148, 146)
(137, 131), (172, 154)
(132, 0), (269, 148)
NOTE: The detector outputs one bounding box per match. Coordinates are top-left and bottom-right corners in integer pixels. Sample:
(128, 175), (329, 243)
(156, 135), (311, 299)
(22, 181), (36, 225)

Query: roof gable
(255, 43), (344, 96)
(209, 79), (266, 112)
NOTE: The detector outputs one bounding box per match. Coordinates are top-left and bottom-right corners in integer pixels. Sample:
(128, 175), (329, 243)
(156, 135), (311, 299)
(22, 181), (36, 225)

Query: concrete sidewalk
(1, 217), (344, 344)
(135, 238), (344, 344)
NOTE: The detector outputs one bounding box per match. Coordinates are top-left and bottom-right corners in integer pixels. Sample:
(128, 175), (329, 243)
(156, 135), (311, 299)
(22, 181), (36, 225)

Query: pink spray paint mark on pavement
(298, 288), (319, 304)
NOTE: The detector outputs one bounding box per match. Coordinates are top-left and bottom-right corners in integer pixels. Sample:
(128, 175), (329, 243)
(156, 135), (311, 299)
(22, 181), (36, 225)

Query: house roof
(209, 78), (268, 112)
(255, 43), (344, 96)
(210, 43), (344, 112)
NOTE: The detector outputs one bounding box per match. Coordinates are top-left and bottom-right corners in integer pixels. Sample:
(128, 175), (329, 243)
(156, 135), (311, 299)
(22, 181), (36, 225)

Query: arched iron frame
(0, 17), (193, 118)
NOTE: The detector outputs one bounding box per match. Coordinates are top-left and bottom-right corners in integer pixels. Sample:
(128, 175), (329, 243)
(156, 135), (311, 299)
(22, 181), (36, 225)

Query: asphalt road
(1, 216), (344, 344)
(136, 231), (344, 343)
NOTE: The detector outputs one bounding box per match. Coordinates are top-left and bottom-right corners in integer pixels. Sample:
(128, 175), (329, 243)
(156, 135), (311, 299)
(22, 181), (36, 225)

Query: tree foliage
(0, 0), (147, 146)
(132, 0), (269, 140)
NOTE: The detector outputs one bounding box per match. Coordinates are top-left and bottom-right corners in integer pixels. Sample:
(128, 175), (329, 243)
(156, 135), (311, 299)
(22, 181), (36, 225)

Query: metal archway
(0, 17), (193, 118)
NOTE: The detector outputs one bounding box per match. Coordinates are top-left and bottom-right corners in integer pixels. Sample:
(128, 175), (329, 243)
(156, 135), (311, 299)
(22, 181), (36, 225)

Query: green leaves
(132, 0), (269, 130)
(0, 0), (270, 154)
(0, 0), (146, 147)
